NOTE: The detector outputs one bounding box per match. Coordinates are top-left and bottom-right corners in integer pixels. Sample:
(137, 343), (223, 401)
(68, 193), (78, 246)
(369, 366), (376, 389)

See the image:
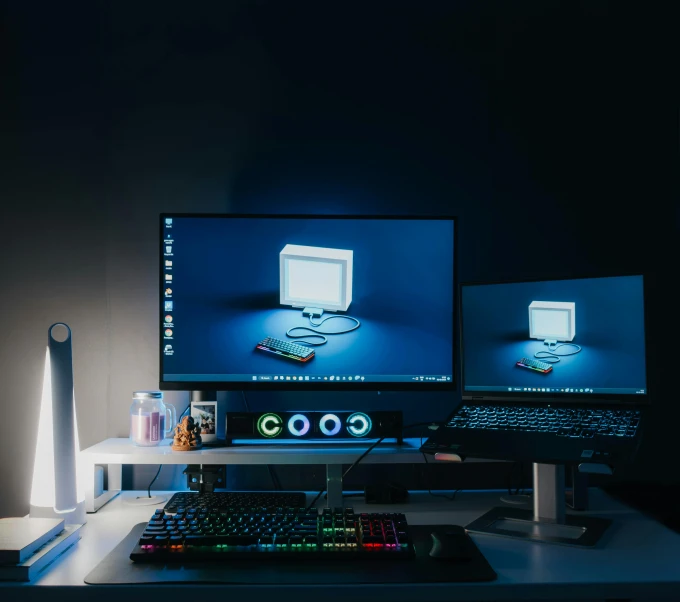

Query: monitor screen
(460, 275), (648, 397)
(160, 214), (455, 390)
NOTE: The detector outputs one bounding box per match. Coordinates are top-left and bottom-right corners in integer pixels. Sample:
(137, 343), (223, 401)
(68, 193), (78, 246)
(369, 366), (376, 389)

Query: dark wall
(1, 1), (675, 512)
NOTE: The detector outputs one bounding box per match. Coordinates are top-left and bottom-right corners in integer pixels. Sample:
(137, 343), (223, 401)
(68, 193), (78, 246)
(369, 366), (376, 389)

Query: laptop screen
(460, 275), (648, 398)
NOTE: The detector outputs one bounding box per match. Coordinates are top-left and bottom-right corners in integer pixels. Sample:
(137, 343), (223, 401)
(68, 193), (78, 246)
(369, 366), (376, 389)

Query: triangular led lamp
(30, 323), (86, 525)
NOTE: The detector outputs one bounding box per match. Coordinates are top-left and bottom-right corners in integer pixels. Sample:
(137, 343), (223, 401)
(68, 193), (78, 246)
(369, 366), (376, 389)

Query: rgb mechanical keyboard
(130, 507), (414, 562)
(447, 405), (641, 439)
(164, 491), (307, 513)
(255, 336), (315, 362)
(516, 357), (553, 373)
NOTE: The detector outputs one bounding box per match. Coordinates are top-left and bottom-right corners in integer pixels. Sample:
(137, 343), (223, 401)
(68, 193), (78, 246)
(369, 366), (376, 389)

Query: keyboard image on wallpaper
(516, 357), (553, 374)
(255, 337), (315, 362)
(130, 507), (414, 562)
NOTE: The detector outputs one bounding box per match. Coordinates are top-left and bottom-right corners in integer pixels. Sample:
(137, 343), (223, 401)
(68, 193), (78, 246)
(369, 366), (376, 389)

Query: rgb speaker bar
(226, 411), (403, 444)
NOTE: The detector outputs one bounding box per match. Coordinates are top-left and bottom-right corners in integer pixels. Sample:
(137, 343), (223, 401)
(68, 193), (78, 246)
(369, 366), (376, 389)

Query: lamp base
(30, 500), (87, 525)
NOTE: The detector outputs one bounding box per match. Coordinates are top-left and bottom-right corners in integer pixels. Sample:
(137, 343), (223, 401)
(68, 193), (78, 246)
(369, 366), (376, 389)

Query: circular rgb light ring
(347, 412), (372, 437)
(257, 413), (283, 438)
(319, 413), (342, 437)
(287, 414), (311, 437)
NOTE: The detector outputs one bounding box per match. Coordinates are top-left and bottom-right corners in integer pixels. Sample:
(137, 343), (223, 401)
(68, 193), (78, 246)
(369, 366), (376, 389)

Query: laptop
(422, 274), (650, 472)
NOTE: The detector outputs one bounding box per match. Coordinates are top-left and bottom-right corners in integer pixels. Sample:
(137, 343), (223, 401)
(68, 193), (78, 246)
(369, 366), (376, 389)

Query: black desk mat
(85, 523), (496, 585)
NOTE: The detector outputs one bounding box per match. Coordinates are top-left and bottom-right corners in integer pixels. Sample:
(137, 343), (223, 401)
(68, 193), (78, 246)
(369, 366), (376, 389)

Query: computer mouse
(428, 526), (472, 561)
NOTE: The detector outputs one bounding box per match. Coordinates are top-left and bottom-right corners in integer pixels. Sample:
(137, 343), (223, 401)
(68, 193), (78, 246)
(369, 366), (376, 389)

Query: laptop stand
(466, 463), (611, 546)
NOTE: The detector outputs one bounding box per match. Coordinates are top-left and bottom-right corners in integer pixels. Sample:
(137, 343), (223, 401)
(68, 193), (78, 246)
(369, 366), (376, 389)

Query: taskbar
(466, 386), (646, 395)
(165, 374), (453, 383)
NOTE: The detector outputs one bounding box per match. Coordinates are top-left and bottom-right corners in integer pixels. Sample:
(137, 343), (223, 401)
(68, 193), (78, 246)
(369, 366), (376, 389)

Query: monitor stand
(465, 463), (611, 546)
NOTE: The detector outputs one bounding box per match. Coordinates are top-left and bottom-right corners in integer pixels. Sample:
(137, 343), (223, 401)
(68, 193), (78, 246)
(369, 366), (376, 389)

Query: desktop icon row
(510, 387), (594, 393)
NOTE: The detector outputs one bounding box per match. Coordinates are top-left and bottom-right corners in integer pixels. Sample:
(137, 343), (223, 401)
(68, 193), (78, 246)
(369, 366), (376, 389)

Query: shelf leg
(85, 462), (121, 513)
(84, 458), (96, 513)
(108, 463), (122, 493)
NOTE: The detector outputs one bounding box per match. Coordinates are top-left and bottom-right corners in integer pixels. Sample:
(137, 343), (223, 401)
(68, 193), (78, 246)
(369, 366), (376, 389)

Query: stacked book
(0, 517), (81, 581)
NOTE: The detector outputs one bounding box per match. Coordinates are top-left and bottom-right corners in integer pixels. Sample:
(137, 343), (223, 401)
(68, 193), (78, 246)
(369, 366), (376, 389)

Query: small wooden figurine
(171, 415), (203, 451)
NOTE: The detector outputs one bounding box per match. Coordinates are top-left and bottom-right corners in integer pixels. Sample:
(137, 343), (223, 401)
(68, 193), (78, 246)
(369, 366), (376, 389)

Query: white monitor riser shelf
(80, 437), (497, 512)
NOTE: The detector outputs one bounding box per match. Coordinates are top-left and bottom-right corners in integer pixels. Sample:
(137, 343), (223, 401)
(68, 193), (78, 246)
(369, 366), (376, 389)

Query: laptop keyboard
(447, 405), (640, 438)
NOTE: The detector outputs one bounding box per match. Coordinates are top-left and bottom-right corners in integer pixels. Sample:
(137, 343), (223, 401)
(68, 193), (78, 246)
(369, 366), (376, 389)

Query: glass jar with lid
(129, 390), (176, 446)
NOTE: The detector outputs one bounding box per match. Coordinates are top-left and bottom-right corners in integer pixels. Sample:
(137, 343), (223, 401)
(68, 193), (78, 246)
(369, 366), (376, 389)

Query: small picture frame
(191, 401), (217, 443)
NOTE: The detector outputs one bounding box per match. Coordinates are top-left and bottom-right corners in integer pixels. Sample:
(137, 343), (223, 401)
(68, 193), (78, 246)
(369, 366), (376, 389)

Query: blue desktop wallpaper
(163, 217), (454, 380)
(461, 276), (647, 393)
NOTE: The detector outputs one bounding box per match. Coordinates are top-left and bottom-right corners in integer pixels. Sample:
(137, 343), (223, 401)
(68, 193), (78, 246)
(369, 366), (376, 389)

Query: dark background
(166, 216), (454, 379)
(0, 1), (675, 514)
(462, 275), (647, 392)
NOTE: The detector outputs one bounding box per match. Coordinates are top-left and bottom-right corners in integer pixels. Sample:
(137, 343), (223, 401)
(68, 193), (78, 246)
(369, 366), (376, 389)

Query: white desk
(82, 437), (494, 511)
(3, 488), (679, 601)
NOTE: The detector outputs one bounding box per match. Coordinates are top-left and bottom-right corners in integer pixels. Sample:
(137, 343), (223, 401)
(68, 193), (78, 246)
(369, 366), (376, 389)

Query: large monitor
(460, 274), (649, 399)
(160, 214), (456, 391)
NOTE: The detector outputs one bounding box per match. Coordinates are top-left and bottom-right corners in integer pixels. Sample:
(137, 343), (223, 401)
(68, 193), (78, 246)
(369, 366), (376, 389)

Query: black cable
(147, 402), (189, 500)
(267, 465), (282, 491)
(306, 436), (386, 511)
(313, 423), (440, 505)
(147, 464), (163, 498)
(342, 436), (385, 479)
(306, 489), (325, 512)
(421, 453), (460, 501)
(420, 436), (460, 501)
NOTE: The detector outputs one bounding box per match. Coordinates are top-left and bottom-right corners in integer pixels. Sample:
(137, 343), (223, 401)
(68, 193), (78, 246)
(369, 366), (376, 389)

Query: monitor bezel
(159, 213), (458, 392)
(459, 272), (651, 405)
